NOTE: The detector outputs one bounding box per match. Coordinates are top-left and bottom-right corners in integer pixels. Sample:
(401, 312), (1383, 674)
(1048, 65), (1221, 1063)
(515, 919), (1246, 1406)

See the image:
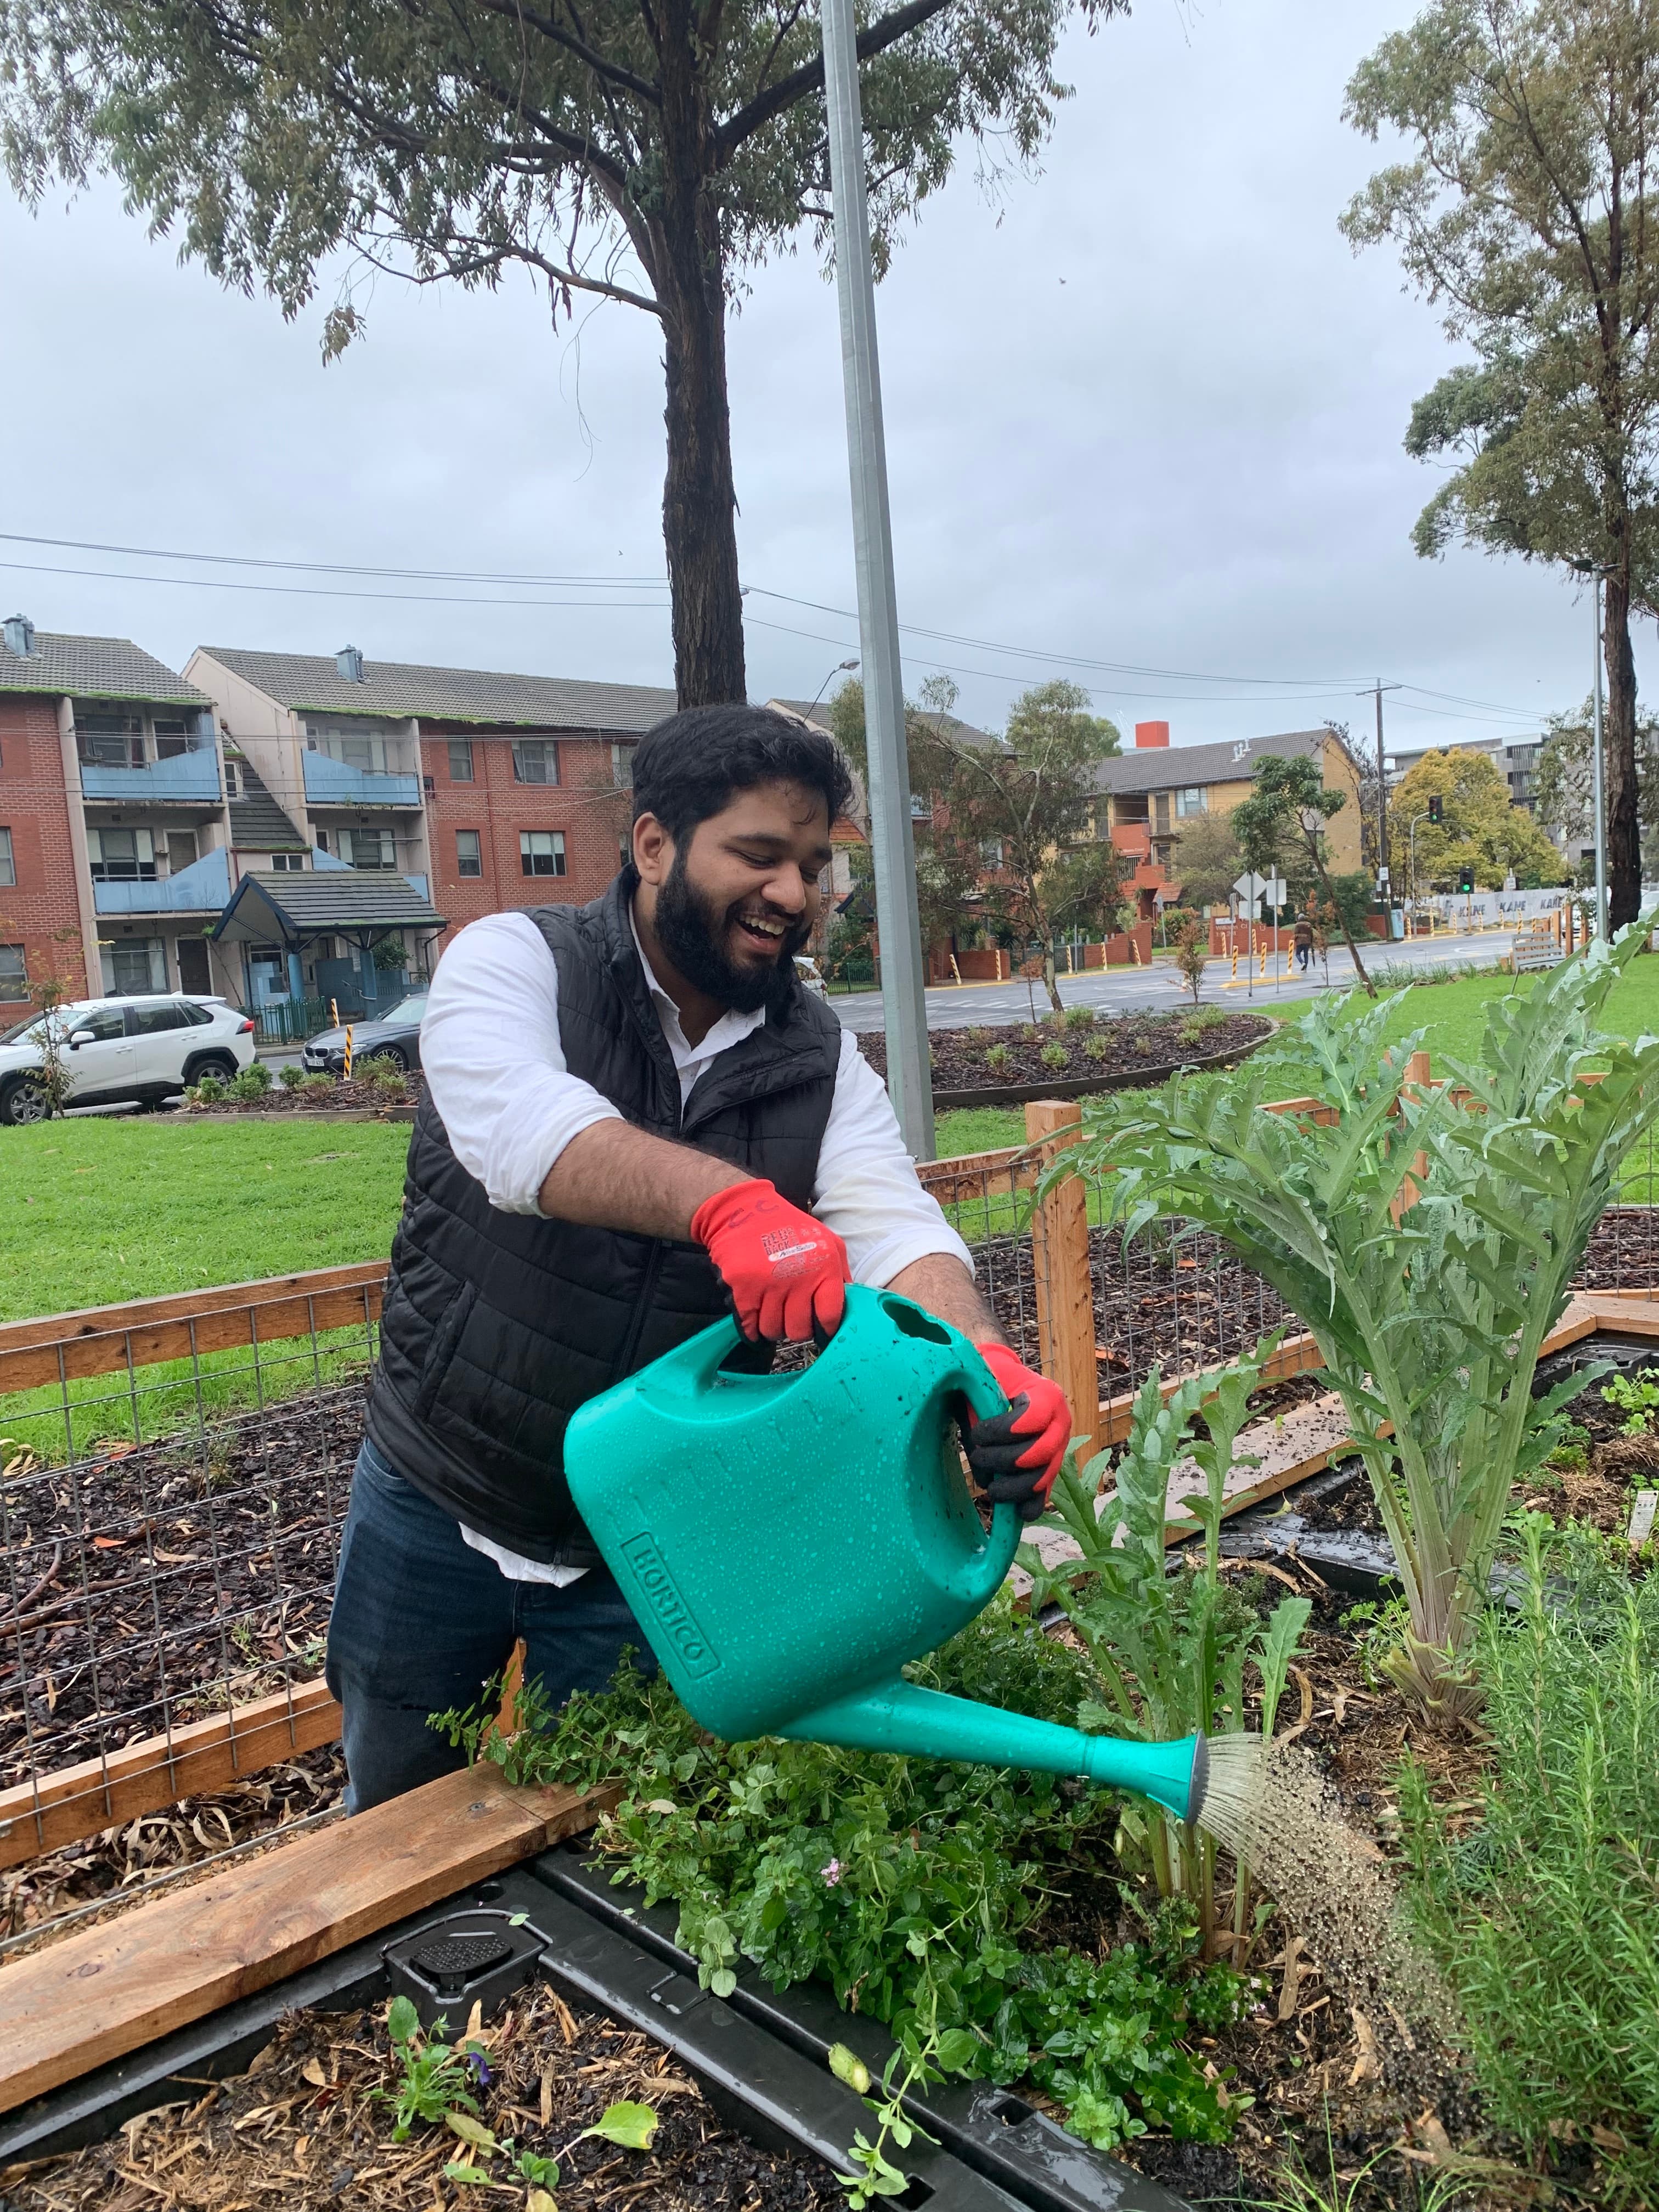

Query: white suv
(0, 996), (258, 1127)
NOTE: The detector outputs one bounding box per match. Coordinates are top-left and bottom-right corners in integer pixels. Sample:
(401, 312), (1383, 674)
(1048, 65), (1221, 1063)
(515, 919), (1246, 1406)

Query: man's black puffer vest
(365, 871), (842, 1564)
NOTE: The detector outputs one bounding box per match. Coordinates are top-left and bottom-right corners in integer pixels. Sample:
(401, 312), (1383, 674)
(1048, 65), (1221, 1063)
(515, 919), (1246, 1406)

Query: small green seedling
(376, 1996), (484, 2141)
(1602, 1368), (1659, 1436)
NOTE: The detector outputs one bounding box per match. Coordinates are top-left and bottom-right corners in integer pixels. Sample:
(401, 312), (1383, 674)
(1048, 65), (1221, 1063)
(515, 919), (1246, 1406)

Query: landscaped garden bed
(858, 1007), (1275, 1106)
(178, 1059), (423, 1116)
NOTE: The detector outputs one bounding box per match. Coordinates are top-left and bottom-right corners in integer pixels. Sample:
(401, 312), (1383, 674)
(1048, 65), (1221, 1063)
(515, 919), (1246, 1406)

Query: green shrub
(1039, 1042), (1069, 1071)
(228, 1062), (272, 1101)
(1063, 1005), (1096, 1031)
(277, 1063), (304, 1091)
(1601, 1367), (1659, 1435)
(1082, 1036), (1110, 1062)
(298, 1071), (336, 1100)
(1397, 1516), (1659, 2200)
(984, 1043), (1012, 1074)
(431, 1602), (1249, 2154)
(186, 1074), (225, 1105)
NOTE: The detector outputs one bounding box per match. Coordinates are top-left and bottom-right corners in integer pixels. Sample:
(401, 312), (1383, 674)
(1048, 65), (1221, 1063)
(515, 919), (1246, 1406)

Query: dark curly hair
(631, 703), (853, 843)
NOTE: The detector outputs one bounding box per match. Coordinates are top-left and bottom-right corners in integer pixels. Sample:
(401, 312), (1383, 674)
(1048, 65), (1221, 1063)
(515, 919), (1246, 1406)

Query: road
(827, 929), (1506, 1032)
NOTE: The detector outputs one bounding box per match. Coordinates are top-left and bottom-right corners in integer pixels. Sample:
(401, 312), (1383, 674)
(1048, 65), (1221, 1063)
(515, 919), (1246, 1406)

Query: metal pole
(1375, 681), (1389, 888)
(1593, 575), (1609, 941)
(820, 0), (934, 1159)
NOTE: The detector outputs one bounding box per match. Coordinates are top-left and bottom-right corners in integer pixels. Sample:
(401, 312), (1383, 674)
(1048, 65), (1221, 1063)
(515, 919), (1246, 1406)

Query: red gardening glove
(963, 1344), (1072, 1521)
(690, 1177), (850, 1344)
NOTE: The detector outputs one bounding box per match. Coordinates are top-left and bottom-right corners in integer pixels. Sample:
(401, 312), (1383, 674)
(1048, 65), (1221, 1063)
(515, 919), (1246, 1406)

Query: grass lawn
(1, 1116), (413, 1322)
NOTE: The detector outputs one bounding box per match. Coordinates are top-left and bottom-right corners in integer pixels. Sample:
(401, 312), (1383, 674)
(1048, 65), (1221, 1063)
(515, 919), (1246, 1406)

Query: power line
(0, 558), (669, 612)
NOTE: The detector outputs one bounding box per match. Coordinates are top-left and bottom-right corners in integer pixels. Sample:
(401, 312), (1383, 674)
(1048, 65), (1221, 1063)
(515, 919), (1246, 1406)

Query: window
(610, 742), (634, 789)
(0, 827), (13, 889)
(456, 829), (482, 878)
(73, 1005), (128, 1040)
(223, 761), (240, 799)
(77, 713), (145, 769)
(166, 832), (198, 874)
(512, 740), (559, 786)
(153, 716), (191, 760)
(270, 851), (306, 872)
(336, 828), (396, 870)
(979, 837), (1004, 867)
(0, 946), (24, 1000)
(1176, 788), (1206, 818)
(88, 828), (157, 882)
(304, 720), (404, 774)
(177, 997), (213, 1025)
(131, 1001), (190, 1034)
(520, 830), (567, 878)
(100, 939), (166, 995)
(909, 792), (931, 820)
(449, 740), (475, 783)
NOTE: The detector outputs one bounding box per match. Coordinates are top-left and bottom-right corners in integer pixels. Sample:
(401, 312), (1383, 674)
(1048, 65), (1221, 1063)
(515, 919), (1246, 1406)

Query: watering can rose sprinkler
(563, 1285), (1210, 1827)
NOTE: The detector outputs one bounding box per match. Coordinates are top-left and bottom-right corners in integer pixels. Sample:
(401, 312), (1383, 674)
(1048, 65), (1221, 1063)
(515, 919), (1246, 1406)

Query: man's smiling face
(639, 779), (833, 1013)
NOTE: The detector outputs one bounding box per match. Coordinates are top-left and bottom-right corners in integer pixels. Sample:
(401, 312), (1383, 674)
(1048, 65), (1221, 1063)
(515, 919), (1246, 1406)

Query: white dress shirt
(417, 907), (971, 1583)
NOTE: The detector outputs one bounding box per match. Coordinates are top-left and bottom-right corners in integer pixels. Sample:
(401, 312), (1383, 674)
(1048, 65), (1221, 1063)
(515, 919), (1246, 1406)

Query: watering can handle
(946, 1347), (1026, 1610)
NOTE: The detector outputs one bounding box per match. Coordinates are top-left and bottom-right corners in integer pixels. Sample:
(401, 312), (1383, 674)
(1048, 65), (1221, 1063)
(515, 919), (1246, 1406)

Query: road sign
(1233, 872), (1288, 907)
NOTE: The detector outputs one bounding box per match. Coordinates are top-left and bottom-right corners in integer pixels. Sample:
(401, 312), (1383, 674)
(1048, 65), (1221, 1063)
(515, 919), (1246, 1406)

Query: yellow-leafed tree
(1389, 751), (1567, 893)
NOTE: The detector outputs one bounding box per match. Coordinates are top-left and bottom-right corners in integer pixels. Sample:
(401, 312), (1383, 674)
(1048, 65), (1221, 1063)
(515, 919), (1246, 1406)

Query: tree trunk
(1602, 569), (1642, 929)
(656, 0), (747, 709)
(1306, 837), (1376, 997)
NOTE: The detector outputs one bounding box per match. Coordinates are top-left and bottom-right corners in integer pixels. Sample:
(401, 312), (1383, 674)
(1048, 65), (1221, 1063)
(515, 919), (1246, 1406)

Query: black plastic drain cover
(413, 1932), (512, 1978)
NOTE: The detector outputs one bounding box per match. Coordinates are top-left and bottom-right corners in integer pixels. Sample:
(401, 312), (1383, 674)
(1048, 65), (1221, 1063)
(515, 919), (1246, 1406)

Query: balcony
(91, 850), (231, 916)
(80, 749), (222, 805)
(302, 753), (422, 809)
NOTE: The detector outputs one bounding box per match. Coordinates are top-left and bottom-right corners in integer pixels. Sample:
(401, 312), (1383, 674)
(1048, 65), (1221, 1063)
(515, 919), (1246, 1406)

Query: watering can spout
(776, 1677), (1209, 1828)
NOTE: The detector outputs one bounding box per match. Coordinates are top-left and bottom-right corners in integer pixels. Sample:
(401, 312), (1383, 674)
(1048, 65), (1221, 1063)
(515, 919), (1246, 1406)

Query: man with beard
(326, 703), (1070, 1808)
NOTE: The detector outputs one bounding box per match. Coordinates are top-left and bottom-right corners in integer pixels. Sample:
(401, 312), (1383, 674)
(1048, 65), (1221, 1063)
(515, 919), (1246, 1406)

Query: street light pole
(1408, 811), (1430, 915)
(820, 0), (934, 1160)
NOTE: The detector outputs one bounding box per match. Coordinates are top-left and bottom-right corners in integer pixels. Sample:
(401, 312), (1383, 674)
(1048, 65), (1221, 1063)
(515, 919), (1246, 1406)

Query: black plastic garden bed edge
(928, 1029), (1274, 1113)
(0, 1855), (1194, 2212)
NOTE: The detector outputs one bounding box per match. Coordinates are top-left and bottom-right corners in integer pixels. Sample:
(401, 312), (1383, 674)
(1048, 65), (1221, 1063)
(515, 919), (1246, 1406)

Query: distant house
(1094, 722), (1365, 888)
(0, 616), (233, 1012)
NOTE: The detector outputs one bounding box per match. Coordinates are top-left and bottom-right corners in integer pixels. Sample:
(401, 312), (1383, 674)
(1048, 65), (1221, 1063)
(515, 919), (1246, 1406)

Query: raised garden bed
(178, 1070), (424, 1118)
(857, 1011), (1275, 1109)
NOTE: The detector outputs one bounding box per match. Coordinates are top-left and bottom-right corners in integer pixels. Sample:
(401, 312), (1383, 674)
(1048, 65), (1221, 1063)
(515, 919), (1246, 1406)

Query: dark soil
(857, 1009), (1274, 1094)
(1, 1978), (840, 2212)
(0, 1387), (362, 1786)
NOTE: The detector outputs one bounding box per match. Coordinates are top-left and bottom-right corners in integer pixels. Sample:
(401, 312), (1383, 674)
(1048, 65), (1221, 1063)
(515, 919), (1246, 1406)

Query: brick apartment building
(0, 618), (225, 1014)
(186, 648), (676, 985)
(1094, 721), (1364, 885)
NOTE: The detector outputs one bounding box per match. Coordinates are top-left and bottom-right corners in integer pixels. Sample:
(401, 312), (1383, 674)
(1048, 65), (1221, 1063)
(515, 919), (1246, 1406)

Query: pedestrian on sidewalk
(1293, 913), (1314, 975)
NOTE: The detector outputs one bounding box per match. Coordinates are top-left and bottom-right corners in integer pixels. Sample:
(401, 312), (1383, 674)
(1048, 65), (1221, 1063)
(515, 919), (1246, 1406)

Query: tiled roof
(212, 868), (447, 944)
(198, 647), (676, 732)
(1094, 729), (1336, 796)
(226, 755), (308, 850)
(0, 630), (210, 705)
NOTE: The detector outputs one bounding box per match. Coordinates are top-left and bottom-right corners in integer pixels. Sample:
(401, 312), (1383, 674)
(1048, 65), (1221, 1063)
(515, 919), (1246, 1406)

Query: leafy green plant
(1039, 1041), (1069, 1071)
(297, 1071), (337, 1099)
(1065, 924), (1659, 1719)
(577, 2100), (658, 2149)
(832, 2032), (947, 2206)
(1601, 1366), (1659, 1435)
(1022, 1335), (1308, 1954)
(228, 1062), (273, 1102)
(431, 1604), (1249, 2153)
(376, 1995), (485, 2140)
(187, 1073), (226, 1105)
(984, 1042), (1013, 1074)
(1064, 1005), (1097, 1031)
(1082, 1035), (1110, 1062)
(277, 1061), (304, 1091)
(1397, 1513), (1659, 2202)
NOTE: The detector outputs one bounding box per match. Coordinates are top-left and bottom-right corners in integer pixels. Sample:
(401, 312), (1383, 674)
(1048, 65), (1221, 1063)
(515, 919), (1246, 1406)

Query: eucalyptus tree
(0, 0), (1122, 704)
(1342, 0), (1659, 928)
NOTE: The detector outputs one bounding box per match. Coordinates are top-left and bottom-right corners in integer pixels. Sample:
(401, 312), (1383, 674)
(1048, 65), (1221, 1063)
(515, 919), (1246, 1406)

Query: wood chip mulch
(3, 1982), (839, 2212)
(859, 1010), (1273, 1093)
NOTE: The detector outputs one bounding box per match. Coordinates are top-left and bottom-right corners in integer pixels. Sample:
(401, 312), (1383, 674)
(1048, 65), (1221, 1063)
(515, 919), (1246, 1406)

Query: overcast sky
(0, 0), (1637, 759)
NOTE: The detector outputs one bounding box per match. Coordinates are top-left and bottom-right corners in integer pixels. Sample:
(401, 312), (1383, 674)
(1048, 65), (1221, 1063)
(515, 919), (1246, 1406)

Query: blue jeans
(325, 1437), (652, 1812)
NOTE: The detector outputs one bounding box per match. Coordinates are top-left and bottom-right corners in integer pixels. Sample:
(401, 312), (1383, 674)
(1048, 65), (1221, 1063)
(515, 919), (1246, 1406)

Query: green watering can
(563, 1284), (1207, 1826)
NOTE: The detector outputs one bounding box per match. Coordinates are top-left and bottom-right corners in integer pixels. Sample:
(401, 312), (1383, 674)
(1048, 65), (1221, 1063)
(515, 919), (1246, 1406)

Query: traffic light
(1427, 794), (1443, 825)
(1457, 862), (1476, 893)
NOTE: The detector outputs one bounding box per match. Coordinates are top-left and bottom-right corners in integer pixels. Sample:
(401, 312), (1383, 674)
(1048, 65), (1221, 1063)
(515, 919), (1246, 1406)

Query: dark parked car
(301, 991), (428, 1076)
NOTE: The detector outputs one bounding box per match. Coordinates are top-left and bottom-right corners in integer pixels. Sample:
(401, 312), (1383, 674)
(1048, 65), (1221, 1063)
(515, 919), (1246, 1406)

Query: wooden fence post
(1024, 1098), (1101, 1463)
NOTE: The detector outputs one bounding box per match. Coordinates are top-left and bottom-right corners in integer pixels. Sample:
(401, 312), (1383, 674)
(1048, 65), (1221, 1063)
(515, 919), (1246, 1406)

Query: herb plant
(1396, 1513), (1659, 2202)
(377, 1995), (486, 2140)
(432, 1604), (1249, 2153)
(1064, 923), (1659, 1720)
(1601, 1366), (1659, 1436)
(1022, 1335), (1309, 1955)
